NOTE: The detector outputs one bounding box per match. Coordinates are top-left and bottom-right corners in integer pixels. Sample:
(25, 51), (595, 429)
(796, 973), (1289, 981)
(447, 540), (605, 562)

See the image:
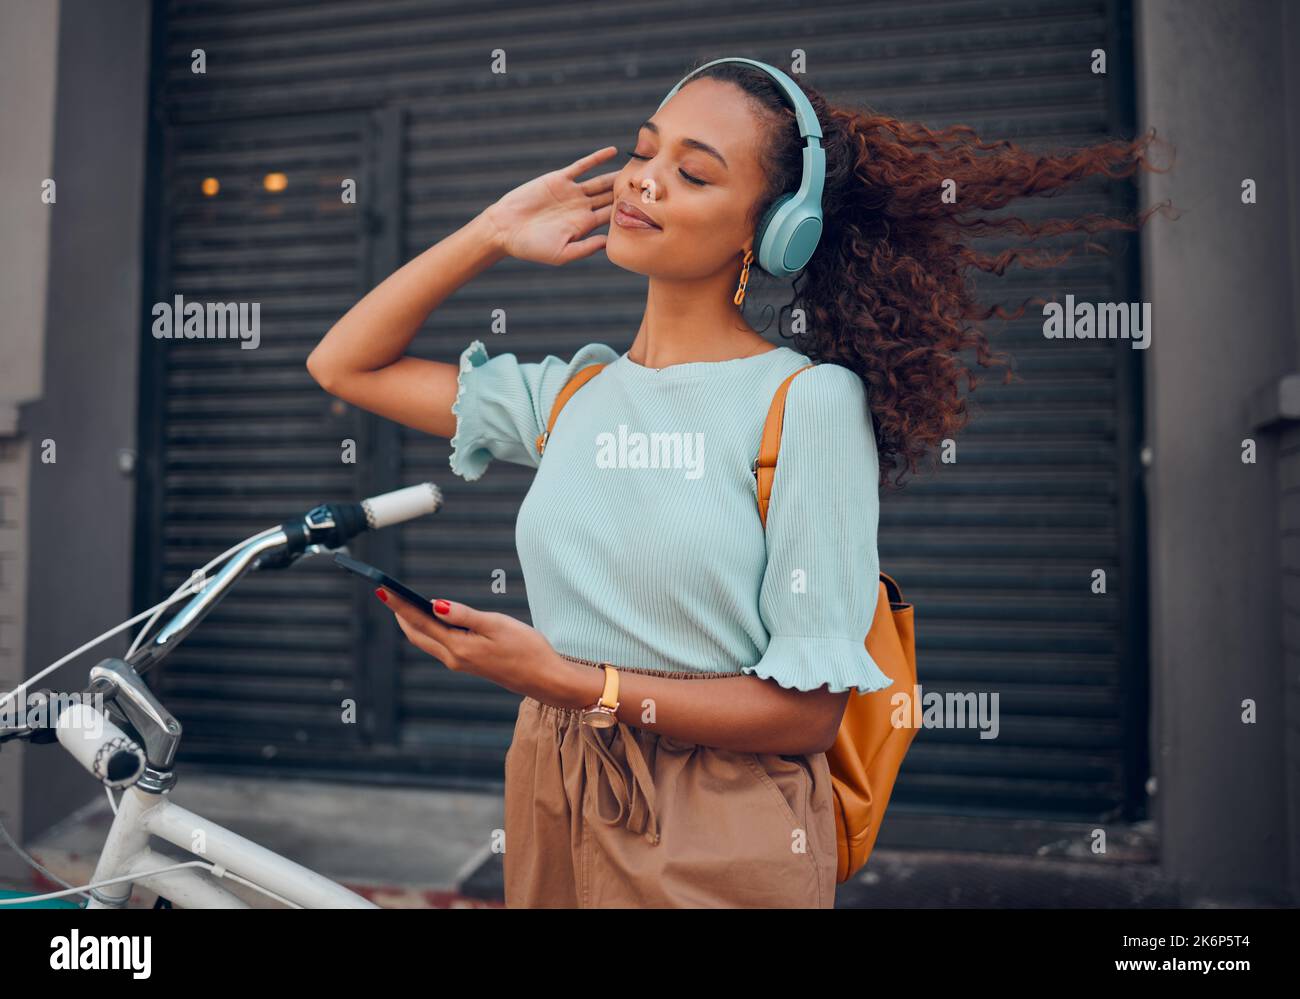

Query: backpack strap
(755, 363), (815, 527)
(535, 363), (606, 458)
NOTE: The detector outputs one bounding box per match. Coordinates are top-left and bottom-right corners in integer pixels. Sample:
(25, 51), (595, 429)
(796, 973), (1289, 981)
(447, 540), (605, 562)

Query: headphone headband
(655, 56), (824, 141)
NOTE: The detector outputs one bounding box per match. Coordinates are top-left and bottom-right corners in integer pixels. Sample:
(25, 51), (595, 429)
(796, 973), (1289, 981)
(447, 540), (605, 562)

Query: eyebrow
(638, 120), (729, 170)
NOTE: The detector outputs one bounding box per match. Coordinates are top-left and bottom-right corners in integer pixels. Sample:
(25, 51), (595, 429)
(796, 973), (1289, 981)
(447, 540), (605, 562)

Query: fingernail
(433, 599), (451, 615)
(375, 589), (388, 603)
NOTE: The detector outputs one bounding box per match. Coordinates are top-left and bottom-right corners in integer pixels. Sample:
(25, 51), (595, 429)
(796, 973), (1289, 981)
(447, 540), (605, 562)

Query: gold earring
(733, 249), (754, 306)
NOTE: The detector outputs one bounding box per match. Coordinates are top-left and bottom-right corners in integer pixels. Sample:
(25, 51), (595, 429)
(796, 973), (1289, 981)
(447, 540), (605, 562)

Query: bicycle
(0, 483), (443, 909)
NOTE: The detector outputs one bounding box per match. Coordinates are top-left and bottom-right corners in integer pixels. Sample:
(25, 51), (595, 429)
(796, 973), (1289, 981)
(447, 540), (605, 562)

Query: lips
(616, 200), (662, 229)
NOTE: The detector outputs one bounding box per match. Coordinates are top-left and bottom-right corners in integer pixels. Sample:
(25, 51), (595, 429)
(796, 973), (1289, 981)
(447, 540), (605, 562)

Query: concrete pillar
(1136, 0), (1299, 903)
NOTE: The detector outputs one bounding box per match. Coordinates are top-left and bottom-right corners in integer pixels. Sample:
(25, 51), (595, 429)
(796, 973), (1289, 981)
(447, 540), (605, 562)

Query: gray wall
(0, 0), (61, 883)
(0, 0), (58, 429)
(1136, 0), (1299, 904)
(12, 0), (152, 845)
(1276, 416), (1300, 907)
(1280, 0), (1300, 914)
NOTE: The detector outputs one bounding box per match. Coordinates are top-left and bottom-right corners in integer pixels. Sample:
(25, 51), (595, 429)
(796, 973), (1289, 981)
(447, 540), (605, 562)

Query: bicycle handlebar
(130, 482), (442, 671)
(2, 483), (444, 758)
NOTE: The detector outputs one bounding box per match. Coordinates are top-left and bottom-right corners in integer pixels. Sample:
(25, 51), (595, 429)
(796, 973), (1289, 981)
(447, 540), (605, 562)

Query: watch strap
(597, 662), (619, 710)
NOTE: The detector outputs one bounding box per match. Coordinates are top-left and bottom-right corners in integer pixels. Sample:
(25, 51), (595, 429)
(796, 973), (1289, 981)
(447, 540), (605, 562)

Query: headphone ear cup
(753, 194), (792, 276)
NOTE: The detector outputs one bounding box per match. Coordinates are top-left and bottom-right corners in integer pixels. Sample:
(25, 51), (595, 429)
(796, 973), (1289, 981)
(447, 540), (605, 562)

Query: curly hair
(679, 61), (1173, 489)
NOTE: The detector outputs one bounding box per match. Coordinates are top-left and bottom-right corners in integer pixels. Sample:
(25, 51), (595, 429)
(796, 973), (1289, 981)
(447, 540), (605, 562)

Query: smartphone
(333, 552), (467, 629)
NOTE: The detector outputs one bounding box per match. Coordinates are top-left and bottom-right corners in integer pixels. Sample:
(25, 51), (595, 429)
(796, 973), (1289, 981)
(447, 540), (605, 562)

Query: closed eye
(622, 149), (708, 187)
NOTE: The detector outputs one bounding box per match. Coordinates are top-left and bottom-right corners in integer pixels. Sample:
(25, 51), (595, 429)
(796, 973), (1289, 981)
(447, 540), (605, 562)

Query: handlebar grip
(360, 482), (442, 531)
(56, 703), (146, 789)
(282, 483), (443, 561)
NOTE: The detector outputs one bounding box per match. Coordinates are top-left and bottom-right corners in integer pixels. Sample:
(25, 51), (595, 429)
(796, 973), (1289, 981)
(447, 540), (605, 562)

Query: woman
(306, 59), (1163, 908)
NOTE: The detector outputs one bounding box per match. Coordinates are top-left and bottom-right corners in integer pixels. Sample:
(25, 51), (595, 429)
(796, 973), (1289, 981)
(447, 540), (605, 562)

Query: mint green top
(447, 338), (894, 695)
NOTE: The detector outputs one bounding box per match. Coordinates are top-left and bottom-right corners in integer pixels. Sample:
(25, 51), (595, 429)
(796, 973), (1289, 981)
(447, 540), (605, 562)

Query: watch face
(582, 709), (617, 729)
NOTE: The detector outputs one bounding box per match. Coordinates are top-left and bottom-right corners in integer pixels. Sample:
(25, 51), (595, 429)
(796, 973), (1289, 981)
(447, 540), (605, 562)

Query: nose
(629, 168), (662, 206)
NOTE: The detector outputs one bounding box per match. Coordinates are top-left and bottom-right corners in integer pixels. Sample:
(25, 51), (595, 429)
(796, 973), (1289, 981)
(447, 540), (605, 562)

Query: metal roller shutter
(140, 112), (380, 772)
(144, 0), (1146, 843)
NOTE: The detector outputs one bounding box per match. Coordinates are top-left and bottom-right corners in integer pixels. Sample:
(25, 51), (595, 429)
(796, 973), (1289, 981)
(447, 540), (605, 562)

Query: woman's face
(605, 78), (772, 280)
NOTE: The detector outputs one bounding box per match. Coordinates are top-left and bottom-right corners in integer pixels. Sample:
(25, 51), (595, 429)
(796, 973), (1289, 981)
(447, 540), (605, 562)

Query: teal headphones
(656, 57), (826, 278)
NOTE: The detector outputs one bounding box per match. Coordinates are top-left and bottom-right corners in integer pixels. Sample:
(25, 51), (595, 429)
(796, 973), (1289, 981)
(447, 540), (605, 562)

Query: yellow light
(263, 172), (288, 193)
(201, 177), (220, 196)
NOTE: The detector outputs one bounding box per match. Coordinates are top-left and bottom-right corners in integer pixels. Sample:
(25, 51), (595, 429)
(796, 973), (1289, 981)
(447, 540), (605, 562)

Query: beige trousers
(502, 654), (838, 908)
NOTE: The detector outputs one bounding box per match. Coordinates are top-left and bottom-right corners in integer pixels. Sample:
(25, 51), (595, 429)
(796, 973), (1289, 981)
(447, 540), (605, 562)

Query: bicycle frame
(52, 528), (390, 908)
(84, 783), (377, 909)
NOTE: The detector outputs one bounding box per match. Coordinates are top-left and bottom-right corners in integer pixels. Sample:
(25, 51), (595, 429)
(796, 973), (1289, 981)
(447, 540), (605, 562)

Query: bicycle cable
(124, 535), (250, 659)
(1, 581), (207, 714)
(0, 531), (252, 713)
(0, 857), (305, 908)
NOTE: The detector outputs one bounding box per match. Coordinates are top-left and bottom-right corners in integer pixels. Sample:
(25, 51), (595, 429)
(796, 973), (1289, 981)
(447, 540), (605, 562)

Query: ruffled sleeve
(448, 338), (620, 482)
(742, 362), (896, 695)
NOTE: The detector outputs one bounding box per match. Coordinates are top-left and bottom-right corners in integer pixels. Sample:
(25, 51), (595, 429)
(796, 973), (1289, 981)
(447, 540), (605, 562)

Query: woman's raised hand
(482, 146), (621, 266)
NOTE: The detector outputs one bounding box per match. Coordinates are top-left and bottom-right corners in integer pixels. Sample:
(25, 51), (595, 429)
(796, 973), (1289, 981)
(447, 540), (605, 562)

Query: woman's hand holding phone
(376, 588), (583, 706)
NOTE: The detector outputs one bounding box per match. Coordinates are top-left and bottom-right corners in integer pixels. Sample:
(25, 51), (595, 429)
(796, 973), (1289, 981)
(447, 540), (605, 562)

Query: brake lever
(253, 541), (349, 571)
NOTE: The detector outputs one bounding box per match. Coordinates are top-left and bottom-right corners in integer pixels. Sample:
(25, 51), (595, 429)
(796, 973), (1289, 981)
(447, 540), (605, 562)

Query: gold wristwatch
(579, 663), (620, 728)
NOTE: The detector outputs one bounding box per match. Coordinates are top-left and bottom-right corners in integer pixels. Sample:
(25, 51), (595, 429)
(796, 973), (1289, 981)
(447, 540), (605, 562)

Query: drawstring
(580, 722), (662, 846)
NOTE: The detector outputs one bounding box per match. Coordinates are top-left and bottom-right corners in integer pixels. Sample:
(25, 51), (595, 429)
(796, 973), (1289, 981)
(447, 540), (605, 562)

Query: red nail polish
(375, 588), (388, 603)
(433, 599), (451, 615)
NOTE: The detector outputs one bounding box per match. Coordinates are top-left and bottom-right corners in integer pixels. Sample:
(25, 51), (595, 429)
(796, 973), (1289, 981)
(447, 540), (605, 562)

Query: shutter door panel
(150, 112), (372, 769)
(153, 0), (1145, 821)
